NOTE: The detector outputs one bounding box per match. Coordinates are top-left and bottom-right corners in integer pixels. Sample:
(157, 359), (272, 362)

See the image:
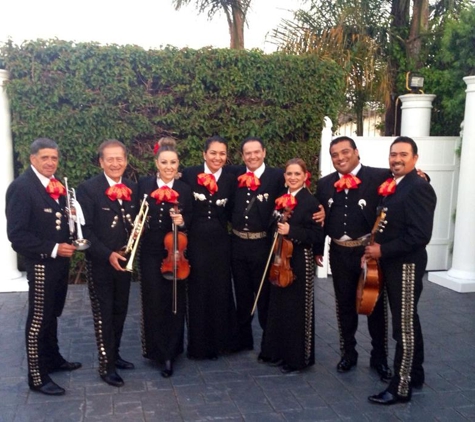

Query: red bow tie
(105, 183), (132, 201)
(378, 178), (397, 196)
(46, 178), (66, 200)
(334, 173), (361, 192)
(197, 173), (218, 195)
(150, 186), (180, 204)
(275, 193), (298, 211)
(237, 172), (260, 191)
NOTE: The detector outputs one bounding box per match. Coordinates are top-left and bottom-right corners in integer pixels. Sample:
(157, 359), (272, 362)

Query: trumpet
(64, 177), (91, 251)
(124, 194), (150, 272)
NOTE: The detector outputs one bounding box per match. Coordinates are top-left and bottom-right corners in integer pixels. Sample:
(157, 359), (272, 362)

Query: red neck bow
(197, 173), (218, 195)
(237, 172), (260, 191)
(378, 178), (397, 196)
(150, 185), (180, 204)
(106, 183), (132, 201)
(334, 173), (361, 192)
(275, 193), (298, 211)
(46, 178), (66, 200)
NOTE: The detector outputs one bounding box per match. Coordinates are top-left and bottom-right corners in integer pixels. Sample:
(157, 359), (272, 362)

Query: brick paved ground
(1, 275), (475, 421)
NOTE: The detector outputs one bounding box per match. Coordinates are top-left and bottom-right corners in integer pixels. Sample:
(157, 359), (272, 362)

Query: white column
(429, 76), (475, 292)
(317, 116), (332, 278)
(400, 94), (436, 137)
(0, 69), (28, 292)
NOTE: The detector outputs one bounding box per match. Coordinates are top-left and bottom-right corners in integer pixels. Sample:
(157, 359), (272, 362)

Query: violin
(161, 203), (190, 314)
(161, 203), (190, 281)
(269, 208), (295, 288)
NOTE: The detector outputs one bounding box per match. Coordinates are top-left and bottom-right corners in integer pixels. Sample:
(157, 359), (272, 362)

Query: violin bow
(251, 230), (279, 316)
(171, 203), (178, 315)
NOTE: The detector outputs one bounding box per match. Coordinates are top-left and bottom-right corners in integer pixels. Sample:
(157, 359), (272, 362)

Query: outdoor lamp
(406, 72), (424, 93)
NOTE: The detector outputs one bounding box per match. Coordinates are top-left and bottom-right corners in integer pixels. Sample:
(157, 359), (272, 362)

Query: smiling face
(203, 141), (227, 173)
(242, 140), (266, 172)
(156, 150), (179, 183)
(284, 163), (307, 193)
(330, 140), (360, 175)
(389, 142), (418, 178)
(30, 148), (59, 178)
(100, 145), (127, 183)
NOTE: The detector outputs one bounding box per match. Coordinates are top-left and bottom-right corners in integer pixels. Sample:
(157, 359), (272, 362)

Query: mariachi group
(6, 134), (436, 406)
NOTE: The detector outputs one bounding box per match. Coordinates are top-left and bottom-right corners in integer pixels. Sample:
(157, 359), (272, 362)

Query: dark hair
(240, 136), (265, 153)
(30, 138), (59, 155)
(155, 136), (178, 158)
(285, 157), (307, 174)
(98, 139), (127, 158)
(204, 135), (228, 152)
(329, 136), (357, 153)
(391, 136), (418, 155)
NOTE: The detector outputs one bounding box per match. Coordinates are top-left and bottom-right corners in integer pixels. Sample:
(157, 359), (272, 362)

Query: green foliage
(1, 39), (345, 281)
(424, 5), (475, 135)
(273, 0), (392, 135)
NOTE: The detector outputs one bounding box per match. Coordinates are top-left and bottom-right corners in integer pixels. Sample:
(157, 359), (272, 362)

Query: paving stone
(282, 407), (340, 421)
(0, 405), (17, 422)
(85, 395), (113, 417)
(435, 408), (475, 421)
(264, 388), (302, 411)
(242, 412), (285, 421)
(0, 276), (474, 421)
(14, 400), (84, 422)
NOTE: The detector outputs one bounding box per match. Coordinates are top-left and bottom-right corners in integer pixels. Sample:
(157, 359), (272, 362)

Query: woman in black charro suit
(138, 137), (192, 378)
(261, 158), (324, 373)
(181, 136), (237, 360)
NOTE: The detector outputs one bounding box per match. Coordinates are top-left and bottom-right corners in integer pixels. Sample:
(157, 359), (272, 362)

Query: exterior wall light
(406, 72), (424, 94)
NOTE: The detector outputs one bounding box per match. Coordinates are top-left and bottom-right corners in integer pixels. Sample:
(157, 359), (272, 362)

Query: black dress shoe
(161, 360), (173, 378)
(268, 358), (284, 367)
(280, 364), (300, 374)
(370, 362), (393, 383)
(101, 372), (124, 387)
(337, 357), (357, 373)
(257, 353), (272, 364)
(207, 354), (218, 361)
(115, 357), (135, 370)
(368, 390), (410, 405)
(29, 380), (65, 396)
(51, 361), (82, 373)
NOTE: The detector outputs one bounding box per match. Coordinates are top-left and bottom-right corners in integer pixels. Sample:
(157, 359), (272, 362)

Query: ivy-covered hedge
(1, 39), (345, 185)
(1, 39), (345, 281)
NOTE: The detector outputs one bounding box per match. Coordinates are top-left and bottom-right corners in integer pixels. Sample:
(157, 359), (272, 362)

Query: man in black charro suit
(229, 137), (285, 358)
(6, 138), (81, 396)
(366, 137), (436, 405)
(76, 140), (138, 387)
(314, 136), (393, 381)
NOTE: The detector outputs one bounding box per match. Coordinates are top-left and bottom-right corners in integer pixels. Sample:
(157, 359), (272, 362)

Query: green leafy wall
(2, 40), (345, 186)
